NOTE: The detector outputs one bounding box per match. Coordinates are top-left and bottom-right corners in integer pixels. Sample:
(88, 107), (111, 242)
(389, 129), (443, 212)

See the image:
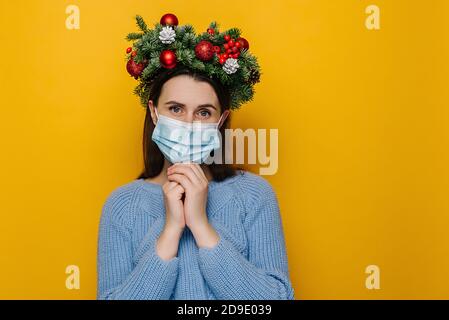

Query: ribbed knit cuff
(135, 215), (178, 263)
(197, 230), (292, 300)
(197, 234), (254, 299)
(117, 215), (179, 300)
(130, 239), (179, 299)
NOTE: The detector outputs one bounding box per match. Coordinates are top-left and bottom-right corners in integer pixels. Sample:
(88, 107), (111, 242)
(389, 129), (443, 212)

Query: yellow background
(0, 0), (448, 299)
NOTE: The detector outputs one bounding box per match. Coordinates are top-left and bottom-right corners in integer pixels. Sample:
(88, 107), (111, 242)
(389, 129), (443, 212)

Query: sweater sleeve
(197, 176), (295, 300)
(97, 186), (179, 300)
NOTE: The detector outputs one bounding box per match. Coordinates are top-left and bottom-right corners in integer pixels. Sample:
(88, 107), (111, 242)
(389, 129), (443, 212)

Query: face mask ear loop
(154, 106), (159, 123)
(217, 111), (226, 129)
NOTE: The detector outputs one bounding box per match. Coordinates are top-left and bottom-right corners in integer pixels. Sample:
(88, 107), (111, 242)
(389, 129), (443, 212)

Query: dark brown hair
(137, 66), (240, 182)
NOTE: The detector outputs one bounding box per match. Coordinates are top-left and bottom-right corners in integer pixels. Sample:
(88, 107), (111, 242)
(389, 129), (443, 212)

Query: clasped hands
(162, 162), (220, 248)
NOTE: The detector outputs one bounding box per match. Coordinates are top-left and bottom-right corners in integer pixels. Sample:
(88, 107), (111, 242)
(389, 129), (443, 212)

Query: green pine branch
(191, 60), (206, 71)
(183, 24), (195, 34)
(126, 32), (143, 41)
(224, 28), (241, 39)
(135, 15), (148, 32)
(208, 21), (219, 32)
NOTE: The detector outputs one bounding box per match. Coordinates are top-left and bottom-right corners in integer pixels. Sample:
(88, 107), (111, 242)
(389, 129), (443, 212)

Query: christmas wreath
(125, 13), (261, 110)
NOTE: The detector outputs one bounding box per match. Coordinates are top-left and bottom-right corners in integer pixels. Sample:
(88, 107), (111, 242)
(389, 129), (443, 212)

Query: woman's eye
(198, 109), (211, 118)
(169, 106), (182, 113)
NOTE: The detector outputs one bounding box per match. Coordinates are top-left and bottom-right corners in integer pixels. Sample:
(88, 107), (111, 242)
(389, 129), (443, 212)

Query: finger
(167, 181), (178, 190)
(174, 184), (185, 194)
(194, 163), (209, 182)
(190, 163), (208, 184)
(164, 181), (180, 192)
(172, 184), (185, 200)
(167, 173), (193, 190)
(162, 181), (173, 193)
(179, 162), (204, 183)
(168, 164), (201, 185)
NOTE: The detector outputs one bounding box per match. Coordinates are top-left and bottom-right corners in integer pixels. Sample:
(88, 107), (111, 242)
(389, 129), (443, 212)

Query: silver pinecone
(222, 58), (240, 74)
(159, 26), (176, 44)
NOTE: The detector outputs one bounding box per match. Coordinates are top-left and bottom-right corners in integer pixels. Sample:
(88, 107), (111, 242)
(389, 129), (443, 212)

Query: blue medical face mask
(151, 107), (225, 164)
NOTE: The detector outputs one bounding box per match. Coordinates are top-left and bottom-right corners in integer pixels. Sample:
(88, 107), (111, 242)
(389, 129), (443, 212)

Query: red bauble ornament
(228, 39), (235, 47)
(207, 28), (215, 35)
(159, 50), (177, 68)
(126, 47), (132, 53)
(126, 58), (145, 79)
(224, 34), (231, 42)
(213, 46), (221, 53)
(131, 50), (137, 57)
(194, 40), (214, 61)
(236, 37), (249, 50)
(219, 57), (226, 64)
(160, 13), (178, 26)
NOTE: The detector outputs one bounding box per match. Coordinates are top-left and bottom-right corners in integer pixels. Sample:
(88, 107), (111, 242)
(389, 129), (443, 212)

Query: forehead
(159, 75), (219, 106)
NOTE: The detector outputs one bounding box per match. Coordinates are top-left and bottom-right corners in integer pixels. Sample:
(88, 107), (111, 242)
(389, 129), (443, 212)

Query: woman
(97, 14), (294, 300)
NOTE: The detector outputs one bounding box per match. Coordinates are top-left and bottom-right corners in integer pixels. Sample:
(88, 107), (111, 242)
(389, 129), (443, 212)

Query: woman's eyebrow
(165, 100), (185, 106)
(197, 104), (217, 110)
(165, 100), (217, 110)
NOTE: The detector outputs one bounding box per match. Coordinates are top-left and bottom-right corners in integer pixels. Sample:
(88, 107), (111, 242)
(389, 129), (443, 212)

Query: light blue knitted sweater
(97, 170), (294, 300)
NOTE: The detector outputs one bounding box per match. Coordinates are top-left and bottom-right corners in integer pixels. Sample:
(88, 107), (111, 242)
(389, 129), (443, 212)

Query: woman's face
(148, 75), (228, 125)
